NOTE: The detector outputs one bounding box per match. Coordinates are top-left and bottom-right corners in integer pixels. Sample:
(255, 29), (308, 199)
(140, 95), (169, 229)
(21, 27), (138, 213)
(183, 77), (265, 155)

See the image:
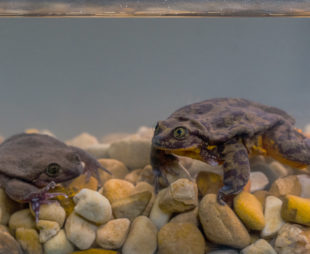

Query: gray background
(0, 18), (309, 140)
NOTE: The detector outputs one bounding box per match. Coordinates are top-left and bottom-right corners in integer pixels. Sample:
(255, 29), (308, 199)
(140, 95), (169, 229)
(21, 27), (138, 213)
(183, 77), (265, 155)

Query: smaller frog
(0, 133), (110, 221)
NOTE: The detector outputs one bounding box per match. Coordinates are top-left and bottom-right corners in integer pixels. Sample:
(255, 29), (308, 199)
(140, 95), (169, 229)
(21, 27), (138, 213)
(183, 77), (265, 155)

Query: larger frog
(0, 133), (110, 221)
(151, 98), (310, 203)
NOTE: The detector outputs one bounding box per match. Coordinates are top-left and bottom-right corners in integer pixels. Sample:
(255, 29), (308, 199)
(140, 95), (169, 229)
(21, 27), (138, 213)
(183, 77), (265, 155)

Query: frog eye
(173, 127), (188, 140)
(46, 163), (61, 177)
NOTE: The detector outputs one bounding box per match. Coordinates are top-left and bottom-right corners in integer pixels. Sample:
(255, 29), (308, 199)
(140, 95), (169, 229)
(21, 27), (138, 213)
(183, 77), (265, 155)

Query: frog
(0, 133), (110, 221)
(151, 98), (310, 204)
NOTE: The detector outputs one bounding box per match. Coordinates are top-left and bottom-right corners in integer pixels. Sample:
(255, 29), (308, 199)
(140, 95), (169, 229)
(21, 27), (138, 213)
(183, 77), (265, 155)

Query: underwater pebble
(149, 189), (172, 229)
(73, 188), (112, 224)
(249, 171), (269, 192)
(96, 218), (130, 249)
(275, 223), (310, 254)
(253, 190), (269, 210)
(170, 207), (199, 226)
(281, 195), (310, 226)
(0, 231), (23, 254)
(101, 179), (135, 203)
(0, 188), (22, 225)
(199, 194), (251, 249)
(269, 175), (301, 197)
(72, 249), (118, 254)
(233, 191), (265, 231)
(9, 209), (36, 234)
(207, 250), (239, 254)
(124, 169), (142, 184)
(35, 202), (66, 228)
(112, 191), (152, 221)
(65, 212), (97, 250)
(132, 181), (155, 216)
(108, 136), (151, 169)
(196, 172), (222, 196)
(44, 229), (74, 254)
(97, 158), (129, 182)
(15, 228), (42, 254)
(158, 178), (198, 214)
(36, 220), (60, 243)
(158, 222), (205, 254)
(261, 196), (284, 238)
(268, 161), (290, 178)
(241, 239), (276, 254)
(84, 143), (110, 159)
(66, 132), (99, 149)
(296, 174), (310, 198)
(122, 216), (157, 254)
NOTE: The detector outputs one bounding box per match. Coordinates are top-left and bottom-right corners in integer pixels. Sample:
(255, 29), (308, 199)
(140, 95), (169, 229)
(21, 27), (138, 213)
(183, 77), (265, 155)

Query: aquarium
(0, 1), (310, 254)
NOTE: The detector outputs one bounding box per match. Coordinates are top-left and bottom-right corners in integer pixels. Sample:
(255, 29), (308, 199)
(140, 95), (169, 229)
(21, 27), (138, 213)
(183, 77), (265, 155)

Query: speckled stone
(269, 175), (301, 197)
(158, 222), (205, 254)
(170, 208), (199, 226)
(241, 239), (276, 254)
(15, 228), (43, 254)
(0, 231), (23, 254)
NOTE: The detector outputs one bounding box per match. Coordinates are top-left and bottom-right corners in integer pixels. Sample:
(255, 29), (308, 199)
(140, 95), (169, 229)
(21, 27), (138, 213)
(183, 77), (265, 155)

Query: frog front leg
(217, 138), (250, 205)
(4, 179), (66, 222)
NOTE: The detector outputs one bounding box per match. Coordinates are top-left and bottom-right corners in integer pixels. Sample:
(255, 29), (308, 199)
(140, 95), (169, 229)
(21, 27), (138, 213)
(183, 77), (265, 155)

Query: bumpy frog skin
(151, 98), (310, 204)
(0, 133), (110, 221)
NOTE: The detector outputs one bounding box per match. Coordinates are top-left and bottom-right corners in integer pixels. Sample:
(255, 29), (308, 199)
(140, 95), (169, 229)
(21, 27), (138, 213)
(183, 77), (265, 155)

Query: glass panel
(0, 0), (309, 17)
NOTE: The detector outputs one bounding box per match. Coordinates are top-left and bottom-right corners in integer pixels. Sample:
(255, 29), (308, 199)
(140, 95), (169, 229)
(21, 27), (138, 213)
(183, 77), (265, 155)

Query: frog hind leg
(263, 124), (310, 169)
(217, 138), (250, 205)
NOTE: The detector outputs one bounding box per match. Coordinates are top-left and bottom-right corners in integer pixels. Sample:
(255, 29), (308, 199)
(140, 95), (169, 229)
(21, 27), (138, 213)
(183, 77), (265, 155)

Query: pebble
(112, 191), (152, 221)
(132, 181), (155, 216)
(233, 191), (265, 231)
(9, 209), (36, 234)
(66, 174), (98, 192)
(157, 222), (205, 254)
(261, 196), (284, 238)
(15, 228), (43, 254)
(275, 223), (310, 254)
(122, 216), (157, 254)
(66, 132), (99, 149)
(65, 212), (97, 250)
(125, 169), (143, 184)
(170, 207), (199, 226)
(249, 171), (269, 192)
(297, 174), (310, 198)
(268, 161), (290, 178)
(97, 158), (129, 182)
(73, 188), (112, 224)
(0, 188), (22, 224)
(253, 190), (269, 210)
(44, 230), (74, 254)
(0, 231), (23, 254)
(196, 172), (222, 196)
(34, 202), (66, 227)
(36, 220), (60, 243)
(158, 178), (198, 213)
(281, 195), (310, 226)
(72, 249), (118, 254)
(96, 218), (130, 249)
(207, 250), (239, 254)
(85, 143), (110, 159)
(108, 136), (151, 169)
(100, 179), (135, 203)
(199, 194), (251, 248)
(241, 239), (276, 254)
(269, 175), (301, 197)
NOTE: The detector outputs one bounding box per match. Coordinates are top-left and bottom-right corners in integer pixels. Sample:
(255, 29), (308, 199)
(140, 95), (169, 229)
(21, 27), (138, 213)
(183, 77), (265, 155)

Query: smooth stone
(36, 220), (60, 243)
(253, 190), (269, 210)
(35, 202), (66, 228)
(170, 207), (199, 226)
(96, 218), (130, 249)
(233, 191), (265, 231)
(132, 182), (155, 216)
(268, 161), (290, 178)
(158, 222), (205, 254)
(122, 216), (157, 254)
(15, 228), (42, 254)
(250, 172), (269, 192)
(0, 231), (23, 254)
(149, 189), (172, 229)
(73, 188), (112, 224)
(100, 179), (135, 204)
(101, 132), (132, 144)
(281, 195), (310, 226)
(9, 209), (36, 234)
(199, 194), (251, 249)
(125, 169), (142, 185)
(72, 249), (118, 254)
(158, 178), (198, 213)
(66, 174), (98, 192)
(269, 175), (301, 197)
(137, 165), (154, 185)
(44, 230), (74, 254)
(275, 223), (310, 254)
(97, 158), (129, 183)
(0, 224), (9, 233)
(208, 250), (239, 254)
(0, 188), (22, 225)
(196, 172), (222, 196)
(84, 143), (110, 159)
(108, 136), (151, 169)
(261, 196), (284, 238)
(241, 239), (276, 254)
(112, 191), (152, 221)
(65, 212), (97, 250)
(66, 132), (99, 149)
(297, 174), (310, 198)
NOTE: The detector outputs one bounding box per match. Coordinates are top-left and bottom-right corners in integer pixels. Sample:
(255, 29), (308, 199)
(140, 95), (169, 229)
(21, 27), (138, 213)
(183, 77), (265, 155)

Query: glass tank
(0, 1), (310, 254)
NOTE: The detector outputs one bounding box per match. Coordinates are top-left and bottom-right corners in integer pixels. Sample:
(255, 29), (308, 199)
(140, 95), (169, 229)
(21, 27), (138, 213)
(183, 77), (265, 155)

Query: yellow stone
(281, 195), (310, 226)
(72, 249), (118, 254)
(15, 228), (43, 254)
(234, 191), (265, 230)
(196, 172), (222, 196)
